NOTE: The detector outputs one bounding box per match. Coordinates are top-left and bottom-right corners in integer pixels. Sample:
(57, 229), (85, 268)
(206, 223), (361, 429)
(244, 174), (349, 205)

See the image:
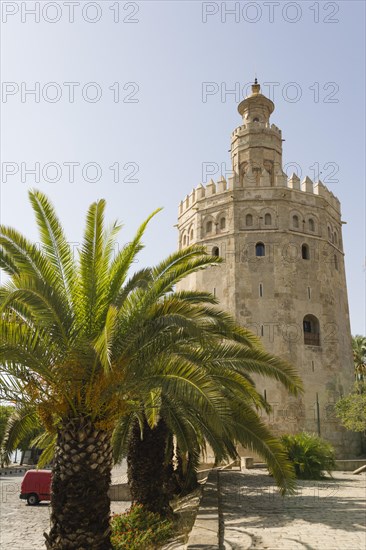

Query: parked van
(20, 469), (52, 505)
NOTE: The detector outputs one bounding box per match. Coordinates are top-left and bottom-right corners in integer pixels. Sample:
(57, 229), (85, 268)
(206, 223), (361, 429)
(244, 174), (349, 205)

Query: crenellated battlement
(231, 122), (282, 138)
(179, 79), (340, 219)
(178, 173), (340, 216)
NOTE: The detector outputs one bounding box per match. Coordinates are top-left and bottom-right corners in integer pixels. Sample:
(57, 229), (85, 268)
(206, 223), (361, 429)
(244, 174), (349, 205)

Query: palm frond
(1, 406), (40, 464)
(28, 190), (76, 309)
(0, 226), (55, 285)
(36, 434), (57, 468)
(144, 388), (162, 429)
(228, 401), (296, 495)
(78, 199), (107, 336)
(112, 412), (135, 463)
(0, 248), (19, 276)
(108, 209), (162, 306)
(93, 305), (119, 373)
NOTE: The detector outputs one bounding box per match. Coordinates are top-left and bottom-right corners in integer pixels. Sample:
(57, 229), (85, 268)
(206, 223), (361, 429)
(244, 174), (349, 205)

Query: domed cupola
(237, 79), (275, 125)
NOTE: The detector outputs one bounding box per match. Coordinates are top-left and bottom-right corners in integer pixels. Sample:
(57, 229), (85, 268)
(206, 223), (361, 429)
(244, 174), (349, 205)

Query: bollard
(240, 457), (254, 470)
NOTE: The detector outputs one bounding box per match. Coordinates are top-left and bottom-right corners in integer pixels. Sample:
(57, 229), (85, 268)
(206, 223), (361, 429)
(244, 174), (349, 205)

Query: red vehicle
(20, 469), (52, 505)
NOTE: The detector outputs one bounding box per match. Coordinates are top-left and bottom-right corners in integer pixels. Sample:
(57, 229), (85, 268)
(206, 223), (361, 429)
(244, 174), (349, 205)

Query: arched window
(303, 315), (320, 346)
(246, 213), (253, 226)
(293, 215), (299, 228)
(334, 255), (338, 270)
(328, 226), (332, 240)
(253, 117), (259, 122)
(256, 242), (265, 257)
(212, 246), (220, 257)
(308, 218), (315, 231)
(220, 217), (226, 230)
(302, 244), (310, 260)
(206, 221), (213, 234)
(183, 235), (187, 246)
(334, 232), (338, 245)
(190, 229), (194, 240)
(264, 213), (272, 225)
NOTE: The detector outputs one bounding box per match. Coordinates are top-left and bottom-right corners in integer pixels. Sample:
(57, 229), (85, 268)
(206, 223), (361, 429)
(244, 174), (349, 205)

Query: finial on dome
(252, 78), (260, 95)
(237, 77), (274, 119)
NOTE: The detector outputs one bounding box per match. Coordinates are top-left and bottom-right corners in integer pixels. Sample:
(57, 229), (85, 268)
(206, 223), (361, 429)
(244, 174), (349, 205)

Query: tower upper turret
(237, 79), (275, 125)
(231, 79), (285, 187)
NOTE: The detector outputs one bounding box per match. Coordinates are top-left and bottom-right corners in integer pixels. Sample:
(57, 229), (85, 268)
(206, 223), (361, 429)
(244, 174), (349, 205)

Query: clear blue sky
(1, 0), (365, 334)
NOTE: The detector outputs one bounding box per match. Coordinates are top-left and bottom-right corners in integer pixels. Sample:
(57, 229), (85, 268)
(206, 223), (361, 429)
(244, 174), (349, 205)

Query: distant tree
(335, 382), (366, 434)
(352, 335), (366, 381)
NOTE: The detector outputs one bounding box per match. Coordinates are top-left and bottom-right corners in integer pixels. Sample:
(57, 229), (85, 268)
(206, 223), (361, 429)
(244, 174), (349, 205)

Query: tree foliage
(352, 335), (366, 381)
(334, 335), (366, 435)
(335, 382), (366, 433)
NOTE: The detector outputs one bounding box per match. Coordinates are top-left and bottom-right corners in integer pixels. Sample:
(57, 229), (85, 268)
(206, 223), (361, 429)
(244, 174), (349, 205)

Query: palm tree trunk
(127, 417), (171, 515)
(44, 417), (113, 550)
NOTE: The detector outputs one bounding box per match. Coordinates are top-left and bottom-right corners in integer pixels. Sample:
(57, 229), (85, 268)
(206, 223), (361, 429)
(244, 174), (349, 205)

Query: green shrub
(280, 432), (336, 480)
(111, 504), (174, 550)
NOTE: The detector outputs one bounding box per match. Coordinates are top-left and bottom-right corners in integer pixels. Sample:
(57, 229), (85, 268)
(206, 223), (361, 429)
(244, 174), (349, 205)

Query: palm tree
(352, 335), (366, 381)
(113, 334), (303, 512)
(0, 190), (302, 547)
(0, 191), (220, 548)
(2, 287), (303, 515)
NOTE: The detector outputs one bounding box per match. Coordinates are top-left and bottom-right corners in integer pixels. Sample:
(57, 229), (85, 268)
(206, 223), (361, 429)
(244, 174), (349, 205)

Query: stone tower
(177, 80), (360, 458)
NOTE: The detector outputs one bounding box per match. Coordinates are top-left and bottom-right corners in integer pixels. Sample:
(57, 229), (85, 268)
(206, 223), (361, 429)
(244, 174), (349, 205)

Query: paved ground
(0, 472), (130, 550)
(1, 467), (365, 549)
(220, 469), (366, 550)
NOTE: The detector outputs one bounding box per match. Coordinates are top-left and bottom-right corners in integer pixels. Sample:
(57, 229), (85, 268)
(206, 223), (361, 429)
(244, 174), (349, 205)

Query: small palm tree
(0, 191), (302, 548)
(280, 432), (336, 479)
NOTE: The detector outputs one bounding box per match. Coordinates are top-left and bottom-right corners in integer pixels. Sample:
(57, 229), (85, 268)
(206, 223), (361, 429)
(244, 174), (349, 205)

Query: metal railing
(304, 333), (320, 346)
